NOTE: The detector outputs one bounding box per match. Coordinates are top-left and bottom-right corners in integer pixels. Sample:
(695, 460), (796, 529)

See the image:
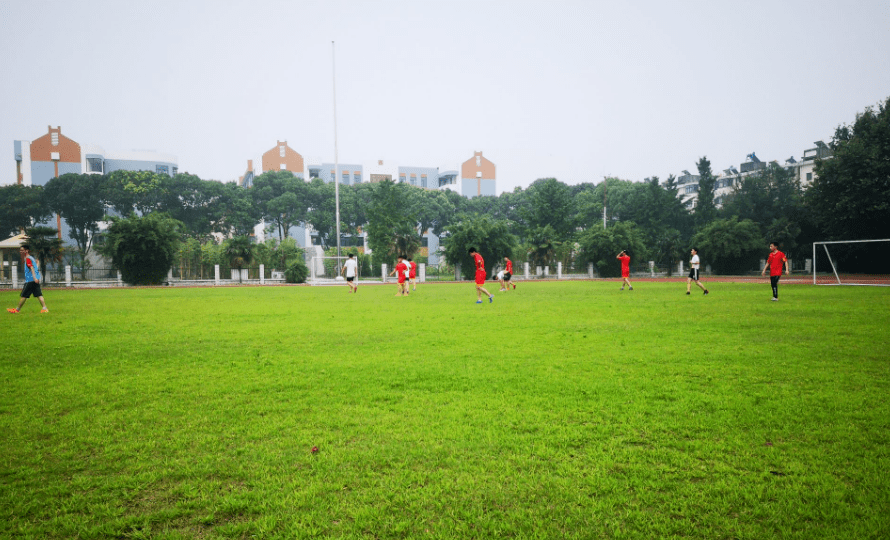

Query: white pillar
(167, 268), (173, 285)
(649, 261), (655, 277)
(214, 264), (220, 286)
(557, 262), (562, 279)
(65, 265), (72, 287)
(117, 271), (123, 286)
(260, 264), (265, 285)
(419, 263), (426, 282)
(678, 261), (684, 275)
(588, 262), (594, 278)
(11, 263), (18, 289)
(536, 265), (542, 277)
(524, 262), (529, 280)
(382, 263), (388, 283)
(544, 266), (549, 277)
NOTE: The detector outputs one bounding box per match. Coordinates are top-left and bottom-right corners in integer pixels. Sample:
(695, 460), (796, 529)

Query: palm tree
(225, 235), (254, 283)
(24, 226), (65, 284)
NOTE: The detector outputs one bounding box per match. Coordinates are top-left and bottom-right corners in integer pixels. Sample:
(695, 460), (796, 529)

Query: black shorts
(346, 276), (354, 282)
(21, 281), (43, 298)
(688, 268), (700, 281)
(504, 272), (512, 281)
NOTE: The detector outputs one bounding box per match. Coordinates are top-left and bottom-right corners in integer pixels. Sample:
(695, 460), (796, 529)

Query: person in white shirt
(341, 253), (358, 293)
(685, 247), (709, 296)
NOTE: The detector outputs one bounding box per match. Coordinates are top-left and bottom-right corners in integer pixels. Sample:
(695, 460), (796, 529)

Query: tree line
(2, 96), (888, 282)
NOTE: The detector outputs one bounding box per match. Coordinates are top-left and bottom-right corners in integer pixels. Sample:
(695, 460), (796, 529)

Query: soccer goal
(812, 239), (890, 285)
(309, 256), (352, 282)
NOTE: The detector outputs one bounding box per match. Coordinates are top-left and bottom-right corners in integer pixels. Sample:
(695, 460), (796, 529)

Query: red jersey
(473, 252), (484, 271)
(505, 258), (513, 273)
(618, 255), (630, 276)
(409, 261), (416, 279)
(396, 262), (408, 283)
(767, 250), (786, 276)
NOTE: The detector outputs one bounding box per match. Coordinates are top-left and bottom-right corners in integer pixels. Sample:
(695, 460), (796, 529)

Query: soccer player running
(761, 241), (789, 301)
(340, 253), (358, 293)
(468, 247), (493, 304)
(503, 256), (516, 290)
(617, 250), (633, 290)
(497, 268), (508, 291)
(686, 247), (709, 296)
(388, 255), (409, 297)
(8, 244), (49, 314)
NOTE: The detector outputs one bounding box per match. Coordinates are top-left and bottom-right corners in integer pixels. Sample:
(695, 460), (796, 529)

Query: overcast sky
(2, 0), (889, 192)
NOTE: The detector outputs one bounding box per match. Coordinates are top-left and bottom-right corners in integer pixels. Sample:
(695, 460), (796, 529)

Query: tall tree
(0, 184), (49, 238)
(365, 180), (419, 261)
(43, 173), (106, 261)
(99, 213), (182, 285)
(577, 221), (648, 278)
(691, 217), (762, 274)
(694, 156), (717, 227)
(519, 178), (577, 240)
(251, 171), (309, 240)
(808, 95), (890, 241)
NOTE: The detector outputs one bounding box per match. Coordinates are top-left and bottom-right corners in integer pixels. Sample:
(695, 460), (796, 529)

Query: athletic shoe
(620, 287), (624, 290)
(41, 308), (49, 313)
(7, 308), (19, 314)
(489, 296), (493, 303)
(629, 287), (633, 291)
(685, 291), (690, 295)
(500, 288), (506, 292)
(771, 297), (778, 301)
(476, 300), (483, 304)
(512, 284), (516, 289)
(704, 290), (709, 295)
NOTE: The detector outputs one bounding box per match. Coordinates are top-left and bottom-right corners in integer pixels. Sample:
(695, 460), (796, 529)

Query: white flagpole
(332, 41), (342, 263)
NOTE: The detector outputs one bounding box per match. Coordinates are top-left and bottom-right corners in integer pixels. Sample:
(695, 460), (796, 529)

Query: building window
(806, 172), (813, 182)
(279, 145), (286, 158)
(172, 167), (178, 175)
(354, 173), (361, 184)
(421, 175), (427, 188)
(342, 172), (349, 184)
(87, 158), (103, 173)
(476, 156), (481, 167)
(51, 132), (59, 146)
(280, 164), (287, 170)
(310, 170), (319, 179)
(410, 174), (417, 185)
(156, 165), (170, 175)
(399, 174), (406, 183)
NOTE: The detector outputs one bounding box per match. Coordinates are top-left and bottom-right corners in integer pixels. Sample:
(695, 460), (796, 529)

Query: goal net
(309, 256), (355, 282)
(812, 239), (890, 285)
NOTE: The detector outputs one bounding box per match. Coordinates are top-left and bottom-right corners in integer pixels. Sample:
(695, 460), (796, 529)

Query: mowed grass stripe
(1, 282), (888, 539)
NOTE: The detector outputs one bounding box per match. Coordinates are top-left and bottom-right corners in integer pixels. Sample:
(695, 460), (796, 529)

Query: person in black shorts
(685, 247), (709, 296)
(8, 244), (49, 314)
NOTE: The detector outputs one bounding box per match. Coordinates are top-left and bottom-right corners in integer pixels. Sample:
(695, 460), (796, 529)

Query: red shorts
(622, 270), (629, 278)
(475, 269), (486, 285)
(398, 276), (406, 284)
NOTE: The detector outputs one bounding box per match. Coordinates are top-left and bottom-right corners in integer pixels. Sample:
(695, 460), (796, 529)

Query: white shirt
(343, 258), (357, 278)
(496, 270), (505, 280)
(691, 254), (700, 269)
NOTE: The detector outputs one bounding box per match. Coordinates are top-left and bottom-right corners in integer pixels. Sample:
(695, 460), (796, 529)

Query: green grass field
(1, 281), (888, 539)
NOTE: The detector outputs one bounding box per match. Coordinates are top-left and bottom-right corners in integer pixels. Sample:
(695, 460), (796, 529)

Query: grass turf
(1, 281), (889, 539)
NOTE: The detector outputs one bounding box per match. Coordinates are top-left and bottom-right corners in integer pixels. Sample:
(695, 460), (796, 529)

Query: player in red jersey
(617, 250), (633, 290)
(468, 247), (493, 304)
(388, 255), (409, 297)
(407, 256), (417, 291)
(503, 256), (516, 290)
(761, 241), (789, 301)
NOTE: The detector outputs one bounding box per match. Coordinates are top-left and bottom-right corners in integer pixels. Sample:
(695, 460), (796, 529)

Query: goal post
(812, 239), (890, 285)
(309, 255), (352, 281)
